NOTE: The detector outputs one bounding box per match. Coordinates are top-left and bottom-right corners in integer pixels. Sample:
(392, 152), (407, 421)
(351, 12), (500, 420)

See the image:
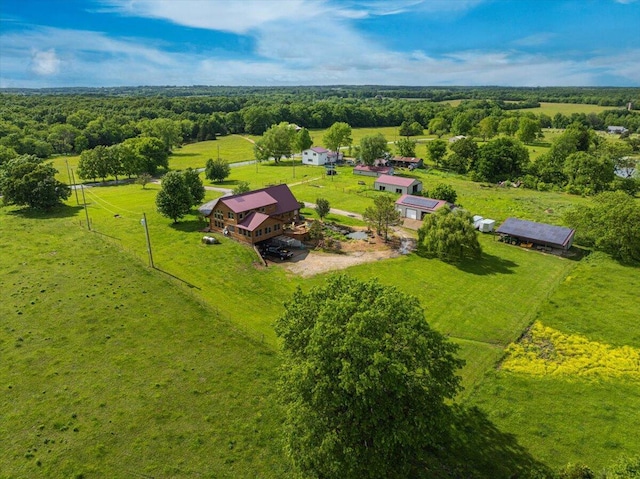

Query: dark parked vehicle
(261, 245), (293, 260)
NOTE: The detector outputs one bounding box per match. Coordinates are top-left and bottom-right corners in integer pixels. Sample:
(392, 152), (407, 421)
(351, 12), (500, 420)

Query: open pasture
(0, 206), (288, 478)
(2, 160), (635, 475)
(469, 253), (640, 470)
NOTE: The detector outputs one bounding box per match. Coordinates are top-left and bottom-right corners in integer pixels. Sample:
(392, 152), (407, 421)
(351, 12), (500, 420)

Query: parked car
(261, 245), (293, 260)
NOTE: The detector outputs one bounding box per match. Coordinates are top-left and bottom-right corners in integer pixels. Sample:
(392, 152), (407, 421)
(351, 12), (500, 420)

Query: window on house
(228, 212), (234, 219)
(396, 188), (402, 194)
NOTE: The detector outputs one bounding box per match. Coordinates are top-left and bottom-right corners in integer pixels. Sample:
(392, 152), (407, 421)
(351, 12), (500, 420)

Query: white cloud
(513, 33), (557, 47)
(30, 49), (61, 75)
(99, 0), (329, 34)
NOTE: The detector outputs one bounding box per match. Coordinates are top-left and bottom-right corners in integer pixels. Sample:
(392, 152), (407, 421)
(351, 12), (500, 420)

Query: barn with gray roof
(496, 218), (575, 251)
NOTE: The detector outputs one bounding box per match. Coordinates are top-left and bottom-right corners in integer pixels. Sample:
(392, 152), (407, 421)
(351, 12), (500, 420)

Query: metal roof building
(496, 218), (575, 250)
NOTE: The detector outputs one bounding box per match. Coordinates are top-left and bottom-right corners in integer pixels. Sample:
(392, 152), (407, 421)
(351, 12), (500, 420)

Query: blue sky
(1, 0), (638, 88)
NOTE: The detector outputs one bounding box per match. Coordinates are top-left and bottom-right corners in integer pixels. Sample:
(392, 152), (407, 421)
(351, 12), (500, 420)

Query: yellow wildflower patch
(501, 322), (640, 380)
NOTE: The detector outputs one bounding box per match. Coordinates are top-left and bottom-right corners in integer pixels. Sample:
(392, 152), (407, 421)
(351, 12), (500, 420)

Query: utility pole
(70, 169), (80, 205)
(141, 213), (155, 268)
(80, 184), (91, 231)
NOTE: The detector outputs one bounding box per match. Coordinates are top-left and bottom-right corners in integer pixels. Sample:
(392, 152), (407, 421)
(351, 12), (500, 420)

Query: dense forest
(1, 86), (639, 161)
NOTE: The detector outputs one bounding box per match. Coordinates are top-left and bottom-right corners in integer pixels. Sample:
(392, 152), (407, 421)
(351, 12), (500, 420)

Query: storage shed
(496, 218), (575, 250)
(374, 174), (422, 195)
(395, 194), (450, 220)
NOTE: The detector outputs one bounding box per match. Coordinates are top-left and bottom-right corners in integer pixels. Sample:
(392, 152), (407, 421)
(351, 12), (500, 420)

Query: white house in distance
(302, 147), (329, 166)
(374, 174), (422, 195)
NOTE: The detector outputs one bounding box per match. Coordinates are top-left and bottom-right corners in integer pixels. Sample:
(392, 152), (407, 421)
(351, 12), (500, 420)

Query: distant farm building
(496, 217), (575, 251)
(389, 156), (424, 169)
(395, 194), (450, 220)
(353, 165), (394, 177)
(607, 126), (629, 135)
(198, 184), (300, 245)
(448, 135), (467, 143)
(302, 147), (329, 166)
(374, 174), (422, 195)
(302, 147), (344, 166)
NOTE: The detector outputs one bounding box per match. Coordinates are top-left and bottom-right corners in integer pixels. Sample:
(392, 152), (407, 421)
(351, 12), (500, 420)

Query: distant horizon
(2, 0), (639, 89)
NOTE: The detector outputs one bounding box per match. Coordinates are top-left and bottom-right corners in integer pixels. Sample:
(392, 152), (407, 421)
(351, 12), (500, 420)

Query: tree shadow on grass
(453, 252), (518, 276)
(426, 405), (551, 478)
(169, 219), (208, 233)
(7, 204), (83, 219)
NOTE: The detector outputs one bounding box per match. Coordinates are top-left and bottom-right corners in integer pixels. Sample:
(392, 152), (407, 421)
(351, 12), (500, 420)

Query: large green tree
(139, 118), (183, 152)
(359, 133), (388, 166)
(274, 274), (463, 479)
(426, 139), (448, 168)
(516, 117), (542, 144)
(315, 197), (330, 221)
(294, 127), (313, 153)
(395, 137), (417, 158)
(253, 122), (297, 164)
(475, 137), (530, 182)
(564, 191), (640, 264)
(183, 168), (205, 206)
(417, 207), (482, 261)
(0, 155), (69, 209)
(323, 122), (352, 158)
(155, 171), (193, 223)
(205, 158), (231, 183)
(563, 151), (614, 194)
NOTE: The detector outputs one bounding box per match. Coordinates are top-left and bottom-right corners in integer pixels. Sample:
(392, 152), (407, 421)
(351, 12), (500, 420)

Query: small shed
(353, 165), (394, 177)
(390, 156), (424, 169)
(496, 217), (575, 250)
(479, 219), (495, 233)
(374, 174), (422, 195)
(395, 194), (450, 220)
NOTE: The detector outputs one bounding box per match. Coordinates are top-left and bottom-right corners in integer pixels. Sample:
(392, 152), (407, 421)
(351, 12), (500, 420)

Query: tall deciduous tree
(253, 122), (297, 164)
(428, 183), (458, 204)
(183, 168), (205, 205)
(155, 171), (193, 223)
(417, 207), (482, 262)
(275, 274), (463, 479)
(315, 197), (330, 221)
(0, 155), (69, 209)
(516, 118), (542, 144)
(359, 133), (388, 166)
(564, 191), (640, 264)
(294, 127), (313, 153)
(396, 137), (417, 158)
(323, 122), (352, 158)
(363, 195), (401, 240)
(139, 118), (183, 152)
(205, 158), (231, 183)
(426, 139), (448, 168)
(476, 137), (530, 182)
(563, 151), (614, 194)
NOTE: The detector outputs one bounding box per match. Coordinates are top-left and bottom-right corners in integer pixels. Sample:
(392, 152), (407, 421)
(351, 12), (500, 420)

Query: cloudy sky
(1, 0), (639, 88)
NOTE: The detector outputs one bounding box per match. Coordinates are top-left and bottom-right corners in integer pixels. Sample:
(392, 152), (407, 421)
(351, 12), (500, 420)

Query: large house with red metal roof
(198, 184), (300, 244)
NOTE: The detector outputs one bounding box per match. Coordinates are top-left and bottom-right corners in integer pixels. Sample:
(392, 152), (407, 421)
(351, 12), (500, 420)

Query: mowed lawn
(469, 253), (640, 471)
(0, 207), (289, 478)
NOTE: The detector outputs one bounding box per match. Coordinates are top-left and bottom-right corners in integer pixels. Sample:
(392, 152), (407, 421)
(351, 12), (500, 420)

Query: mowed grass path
(469, 253), (640, 470)
(0, 207), (289, 478)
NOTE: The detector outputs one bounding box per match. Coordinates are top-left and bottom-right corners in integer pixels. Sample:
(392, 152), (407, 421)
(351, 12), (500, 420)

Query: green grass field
(469, 253), (640, 471)
(0, 206), (289, 478)
(3, 147), (639, 476)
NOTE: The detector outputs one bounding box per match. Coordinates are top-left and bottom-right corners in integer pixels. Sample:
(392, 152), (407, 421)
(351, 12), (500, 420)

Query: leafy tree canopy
(564, 191), (640, 264)
(155, 171), (193, 223)
(253, 122), (297, 163)
(183, 168), (205, 206)
(323, 121), (352, 156)
(428, 183), (458, 204)
(275, 274), (463, 479)
(205, 157), (231, 183)
(417, 207), (482, 262)
(315, 197), (330, 221)
(0, 155), (69, 209)
(396, 137), (417, 158)
(476, 137), (530, 183)
(359, 133), (388, 166)
(363, 194), (401, 240)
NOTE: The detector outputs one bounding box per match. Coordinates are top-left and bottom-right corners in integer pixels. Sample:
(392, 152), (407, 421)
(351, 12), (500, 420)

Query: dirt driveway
(284, 248), (401, 277)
